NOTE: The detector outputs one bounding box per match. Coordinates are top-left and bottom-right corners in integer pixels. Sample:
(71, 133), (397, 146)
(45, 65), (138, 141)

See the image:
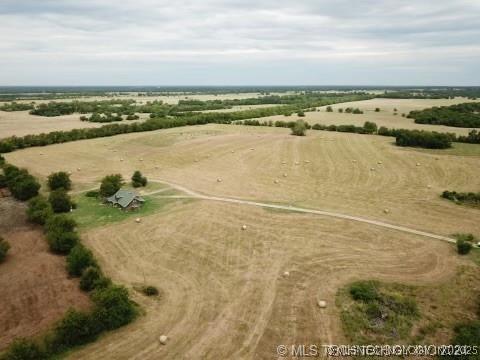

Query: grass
(71, 193), (190, 230)
(417, 142), (480, 157)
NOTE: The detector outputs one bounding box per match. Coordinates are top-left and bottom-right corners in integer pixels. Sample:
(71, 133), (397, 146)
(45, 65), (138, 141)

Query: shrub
(48, 309), (100, 353)
(80, 266), (105, 292)
(291, 120), (307, 136)
(26, 195), (53, 225)
(395, 129), (453, 149)
(349, 281), (379, 302)
(363, 121), (378, 134)
(92, 285), (136, 331)
(297, 111), (305, 117)
(49, 188), (73, 213)
(326, 106), (333, 112)
(142, 285), (159, 296)
(131, 171), (147, 188)
(2, 338), (47, 360)
(100, 174), (123, 197)
(47, 171), (72, 191)
(0, 236), (10, 263)
(45, 215), (78, 254)
(3, 165), (40, 201)
(375, 108), (380, 112)
(457, 239), (473, 255)
(450, 321), (480, 347)
(67, 244), (97, 276)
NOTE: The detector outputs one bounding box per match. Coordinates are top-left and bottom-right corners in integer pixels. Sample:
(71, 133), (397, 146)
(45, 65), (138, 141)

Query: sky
(0, 0), (479, 86)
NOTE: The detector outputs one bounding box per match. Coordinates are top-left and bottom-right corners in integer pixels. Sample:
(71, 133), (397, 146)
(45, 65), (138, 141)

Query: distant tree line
(0, 102), (34, 111)
(0, 159), (137, 360)
(407, 102), (480, 128)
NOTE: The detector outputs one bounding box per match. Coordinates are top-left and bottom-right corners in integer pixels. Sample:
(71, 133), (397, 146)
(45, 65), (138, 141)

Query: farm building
(106, 189), (145, 210)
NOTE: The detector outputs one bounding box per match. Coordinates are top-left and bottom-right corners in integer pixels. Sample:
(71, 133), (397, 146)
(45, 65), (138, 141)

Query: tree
(326, 106), (333, 112)
(100, 174), (123, 197)
(92, 285), (136, 330)
(3, 338), (47, 360)
(363, 121), (378, 134)
(27, 195), (53, 225)
(80, 266), (104, 292)
(457, 239), (472, 255)
(0, 236), (10, 263)
(297, 111), (305, 117)
(45, 215), (78, 254)
(131, 171), (147, 188)
(375, 108), (380, 112)
(67, 244), (97, 276)
(48, 171), (72, 191)
(291, 120), (307, 136)
(49, 188), (73, 213)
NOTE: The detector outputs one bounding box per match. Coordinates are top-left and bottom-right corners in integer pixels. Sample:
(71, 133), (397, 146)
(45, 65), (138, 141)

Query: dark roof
(107, 189), (145, 208)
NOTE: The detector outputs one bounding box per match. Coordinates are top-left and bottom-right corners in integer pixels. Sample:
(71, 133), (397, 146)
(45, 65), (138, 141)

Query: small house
(106, 189), (145, 210)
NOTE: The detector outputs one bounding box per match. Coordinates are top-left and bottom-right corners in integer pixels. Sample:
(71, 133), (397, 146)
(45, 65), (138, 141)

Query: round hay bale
(159, 335), (168, 345)
(352, 159), (357, 163)
(370, 167), (376, 171)
(40, 152), (44, 156)
(304, 160), (310, 164)
(274, 179), (279, 184)
(217, 178), (222, 183)
(377, 161), (382, 165)
(416, 162), (421, 166)
(120, 158), (124, 162)
(427, 184), (432, 189)
(231, 150), (235, 153)
(77, 168), (81, 171)
(383, 208), (390, 214)
(283, 271), (290, 277)
(68, 171), (73, 175)
(139, 158), (144, 161)
(294, 161), (300, 165)
(283, 173), (288, 177)
(250, 148), (255, 151)
(317, 300), (327, 308)
(135, 218), (141, 223)
(281, 161), (286, 165)
(241, 224), (247, 230)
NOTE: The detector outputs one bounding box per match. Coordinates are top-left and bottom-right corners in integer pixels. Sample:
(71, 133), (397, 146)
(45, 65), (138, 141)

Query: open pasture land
(267, 98), (478, 136)
(0, 198), (91, 351)
(5, 124), (480, 237)
(69, 200), (476, 359)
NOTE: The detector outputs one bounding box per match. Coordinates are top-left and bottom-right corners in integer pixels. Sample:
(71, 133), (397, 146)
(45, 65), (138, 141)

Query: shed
(106, 189), (145, 210)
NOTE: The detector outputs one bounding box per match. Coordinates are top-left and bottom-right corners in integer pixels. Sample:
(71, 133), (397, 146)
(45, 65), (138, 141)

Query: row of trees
(408, 102), (480, 128)
(442, 190), (480, 207)
(1, 160), (137, 359)
(0, 102), (34, 111)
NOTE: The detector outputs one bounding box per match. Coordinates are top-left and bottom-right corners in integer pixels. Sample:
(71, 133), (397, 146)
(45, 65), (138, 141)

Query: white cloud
(0, 0), (479, 85)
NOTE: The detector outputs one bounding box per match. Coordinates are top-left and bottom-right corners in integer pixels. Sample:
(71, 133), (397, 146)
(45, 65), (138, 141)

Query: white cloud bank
(0, 0), (479, 85)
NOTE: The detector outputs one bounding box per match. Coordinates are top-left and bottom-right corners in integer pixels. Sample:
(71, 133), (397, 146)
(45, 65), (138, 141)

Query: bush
(457, 239), (473, 255)
(291, 120), (307, 136)
(100, 174), (123, 197)
(26, 196), (53, 225)
(45, 215), (78, 254)
(395, 129), (453, 149)
(80, 266), (106, 292)
(67, 244), (97, 276)
(92, 285), (136, 330)
(142, 285), (159, 296)
(47, 171), (72, 191)
(48, 309), (100, 353)
(375, 107), (380, 112)
(3, 165), (40, 201)
(297, 111), (305, 117)
(49, 188), (73, 213)
(349, 281), (379, 302)
(0, 236), (11, 263)
(326, 106), (333, 112)
(85, 190), (100, 198)
(2, 338), (47, 360)
(131, 171), (147, 188)
(363, 121), (378, 134)
(450, 321), (480, 348)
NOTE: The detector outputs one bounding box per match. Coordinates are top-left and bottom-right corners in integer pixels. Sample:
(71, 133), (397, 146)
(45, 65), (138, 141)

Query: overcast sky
(1, 0), (479, 86)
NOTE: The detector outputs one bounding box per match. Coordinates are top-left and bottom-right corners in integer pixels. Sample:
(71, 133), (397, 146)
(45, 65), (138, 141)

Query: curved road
(149, 178), (456, 244)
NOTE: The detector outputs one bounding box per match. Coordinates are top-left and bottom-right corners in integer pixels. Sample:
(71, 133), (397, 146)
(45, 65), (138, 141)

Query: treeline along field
(408, 102), (480, 128)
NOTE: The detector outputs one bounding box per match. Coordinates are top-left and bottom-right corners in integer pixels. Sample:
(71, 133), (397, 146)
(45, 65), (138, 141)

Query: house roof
(107, 189), (145, 208)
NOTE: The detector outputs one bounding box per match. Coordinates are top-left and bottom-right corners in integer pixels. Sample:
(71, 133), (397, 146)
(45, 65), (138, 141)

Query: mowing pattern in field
(6, 124), (480, 237)
(69, 201), (462, 359)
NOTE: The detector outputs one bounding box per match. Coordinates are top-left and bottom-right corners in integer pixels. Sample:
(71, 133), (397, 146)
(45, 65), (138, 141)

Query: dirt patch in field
(0, 198), (91, 351)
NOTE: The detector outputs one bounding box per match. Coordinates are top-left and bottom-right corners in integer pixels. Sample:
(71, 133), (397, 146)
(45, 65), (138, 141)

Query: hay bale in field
(217, 178), (222, 183)
(281, 161), (287, 165)
(231, 150), (235, 153)
(317, 300), (327, 308)
(159, 335), (168, 345)
(370, 167), (376, 171)
(241, 224), (247, 230)
(139, 158), (144, 161)
(283, 271), (290, 277)
(283, 173), (288, 177)
(304, 160), (310, 164)
(295, 161), (300, 165)
(427, 184), (432, 189)
(120, 158), (124, 162)
(77, 168), (81, 171)
(383, 208), (390, 214)
(274, 179), (279, 184)
(352, 159), (357, 163)
(250, 148), (255, 151)
(416, 162), (421, 166)
(135, 218), (141, 223)
(377, 161), (382, 165)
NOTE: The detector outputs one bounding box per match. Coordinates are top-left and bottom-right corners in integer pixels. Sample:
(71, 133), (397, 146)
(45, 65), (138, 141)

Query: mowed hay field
(5, 124), (480, 237)
(265, 98), (478, 136)
(70, 201), (472, 359)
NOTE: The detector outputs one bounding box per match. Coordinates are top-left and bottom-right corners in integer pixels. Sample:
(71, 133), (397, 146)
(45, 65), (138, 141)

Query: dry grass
(6, 124), (480, 237)
(67, 200), (469, 359)
(263, 98), (477, 136)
